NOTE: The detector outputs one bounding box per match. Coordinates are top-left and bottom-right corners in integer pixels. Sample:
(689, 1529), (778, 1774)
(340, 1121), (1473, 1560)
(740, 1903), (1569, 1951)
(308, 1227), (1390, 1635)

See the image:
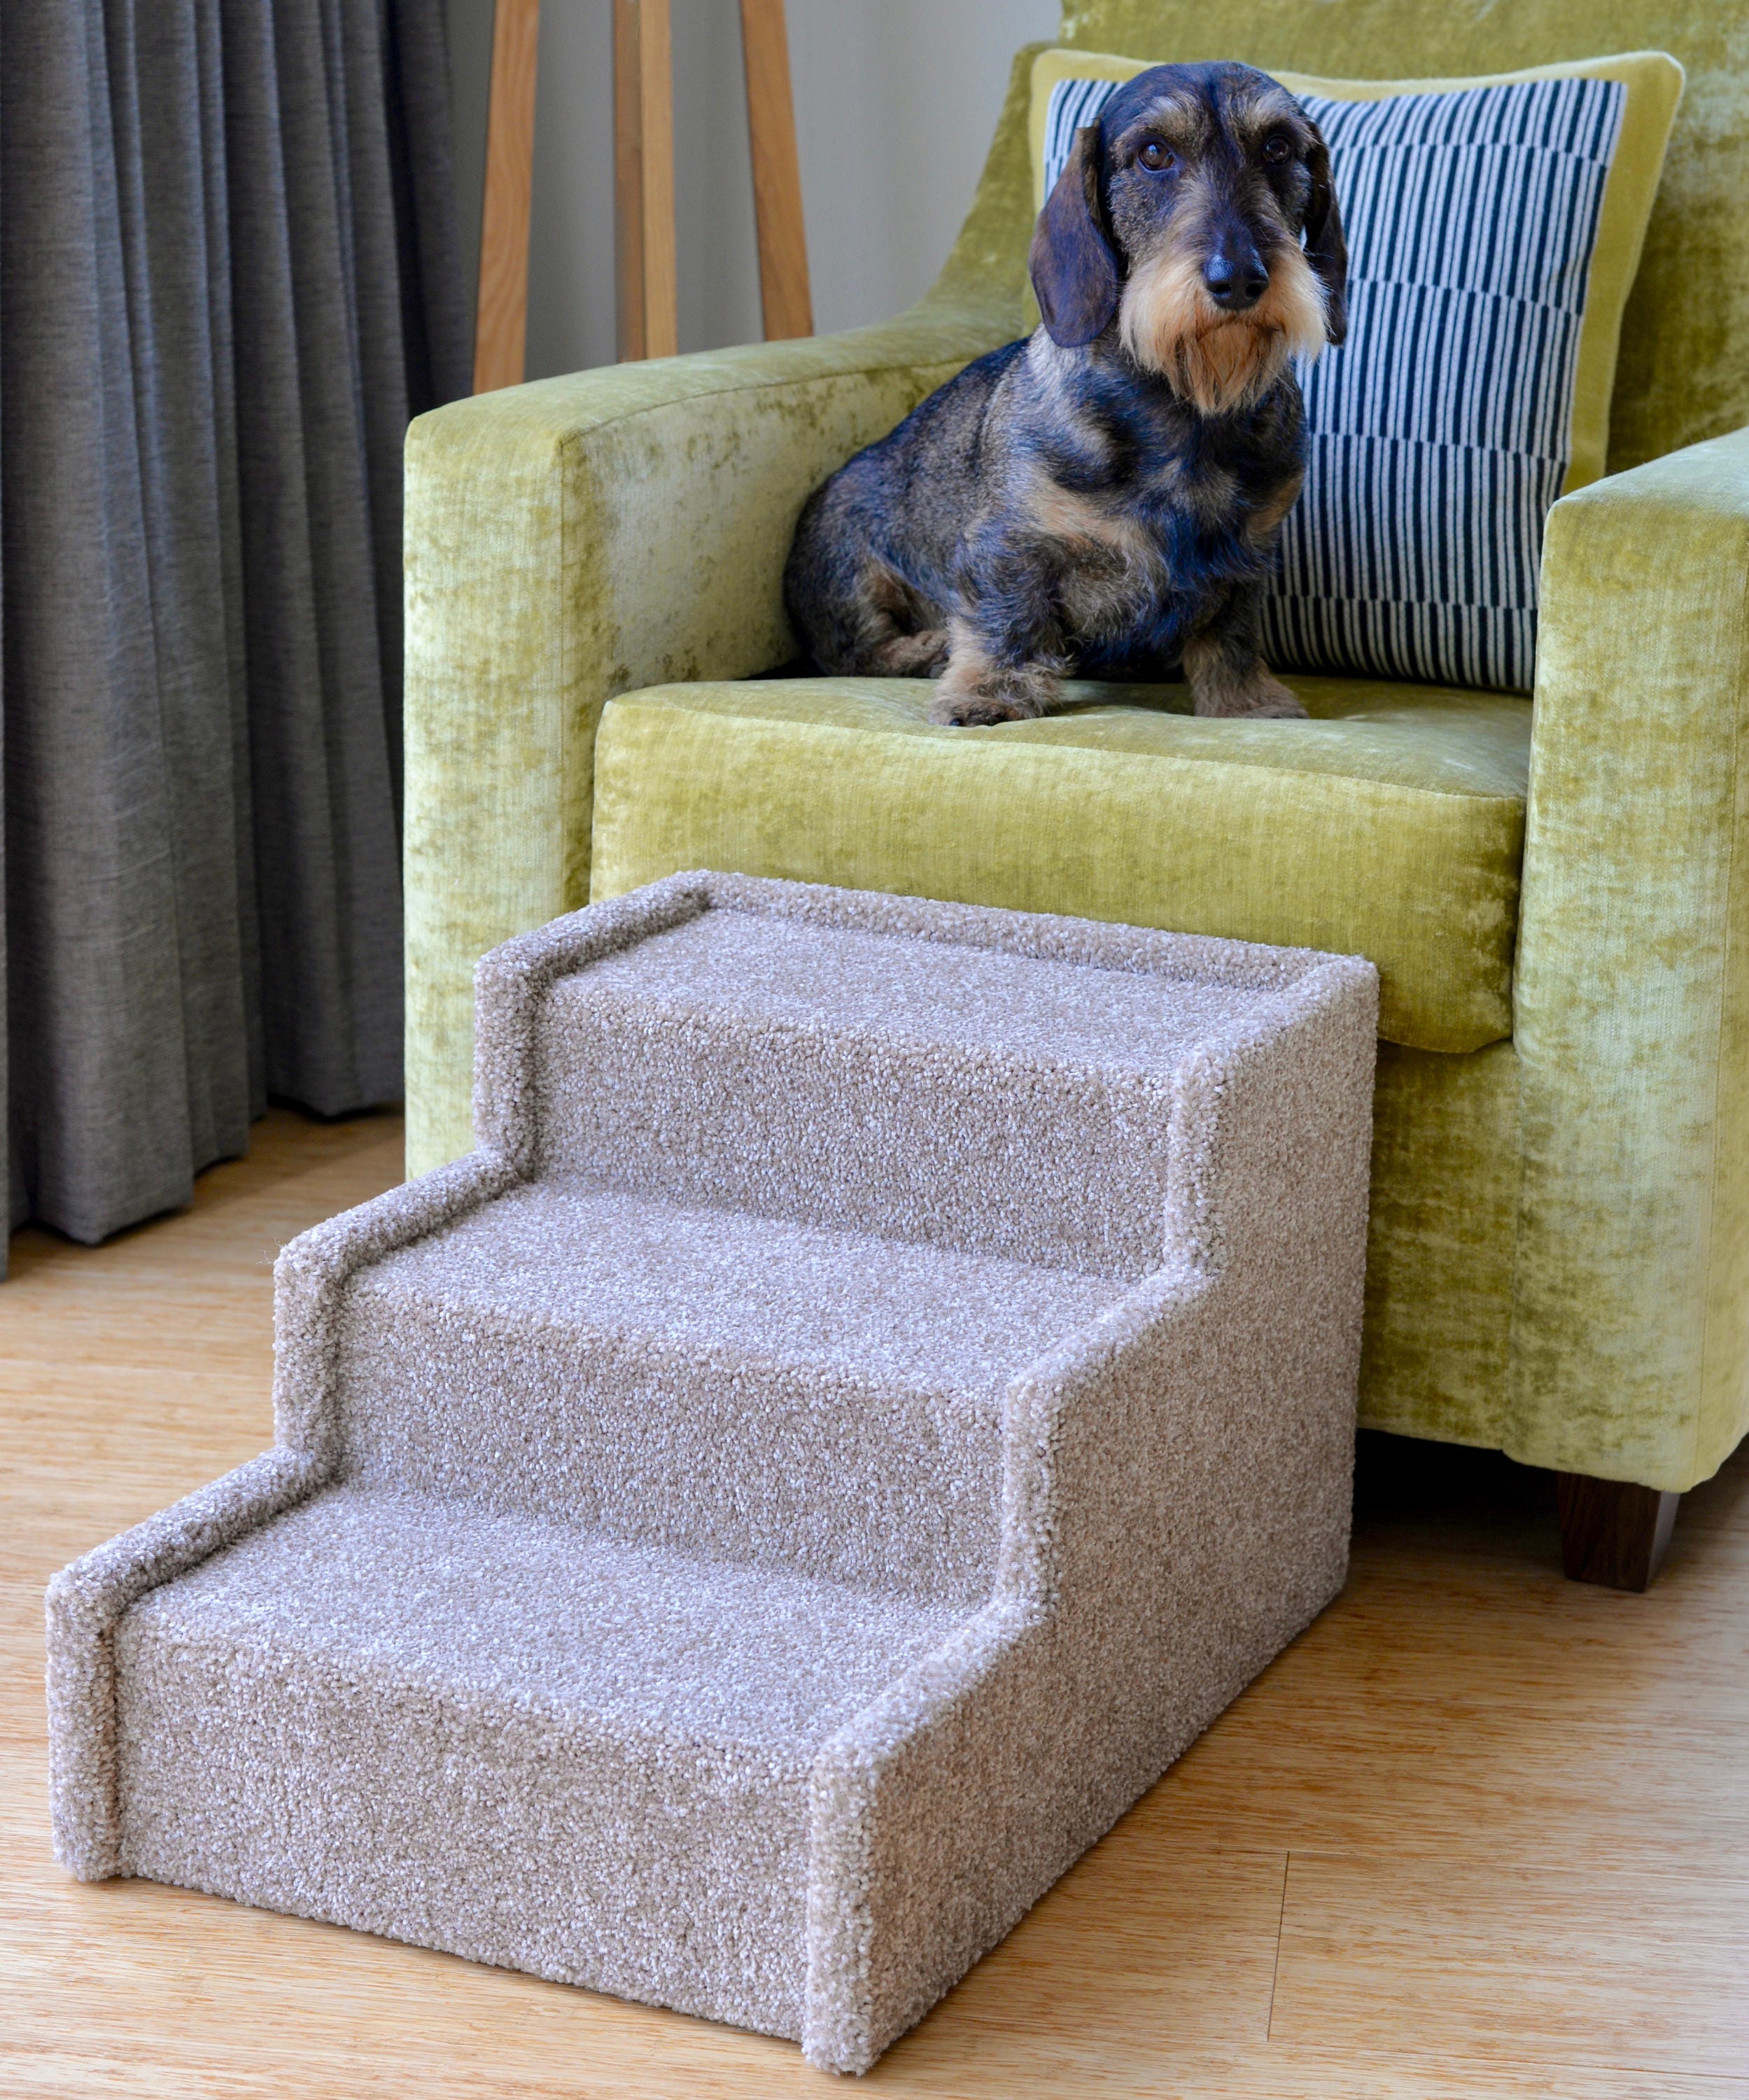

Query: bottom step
(114, 1486), (964, 2038)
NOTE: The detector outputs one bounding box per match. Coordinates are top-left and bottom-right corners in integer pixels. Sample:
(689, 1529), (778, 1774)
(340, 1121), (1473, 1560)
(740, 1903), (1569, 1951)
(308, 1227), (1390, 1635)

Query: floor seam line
(1266, 1847), (1291, 2040)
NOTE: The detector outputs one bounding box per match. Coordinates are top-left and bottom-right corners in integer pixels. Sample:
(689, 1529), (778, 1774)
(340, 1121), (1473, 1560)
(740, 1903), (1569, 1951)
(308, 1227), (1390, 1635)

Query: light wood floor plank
(1272, 1849), (1749, 2078)
(3, 1107), (1747, 2096)
(1157, 1455), (1749, 1878)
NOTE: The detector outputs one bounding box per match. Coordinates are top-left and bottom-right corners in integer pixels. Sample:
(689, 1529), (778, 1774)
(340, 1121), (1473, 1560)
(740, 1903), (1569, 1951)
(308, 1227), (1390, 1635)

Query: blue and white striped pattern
(1042, 74), (1627, 692)
(1042, 72), (1128, 188)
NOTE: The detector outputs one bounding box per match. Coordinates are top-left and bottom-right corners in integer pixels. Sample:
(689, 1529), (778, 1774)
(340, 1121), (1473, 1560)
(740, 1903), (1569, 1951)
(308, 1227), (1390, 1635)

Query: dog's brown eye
(1138, 139), (1176, 172)
(1261, 134), (1293, 165)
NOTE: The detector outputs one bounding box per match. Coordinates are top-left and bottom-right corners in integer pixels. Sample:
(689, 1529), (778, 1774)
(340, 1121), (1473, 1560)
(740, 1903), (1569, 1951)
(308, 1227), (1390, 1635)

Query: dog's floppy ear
(1030, 125), (1121, 347)
(1301, 116), (1348, 345)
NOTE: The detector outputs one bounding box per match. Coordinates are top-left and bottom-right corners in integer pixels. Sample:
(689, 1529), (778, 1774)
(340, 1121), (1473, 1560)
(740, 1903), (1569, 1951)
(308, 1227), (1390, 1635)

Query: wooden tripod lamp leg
(477, 0), (806, 376)
(614, 0), (677, 360)
(740, 0), (813, 339)
(473, 0), (542, 393)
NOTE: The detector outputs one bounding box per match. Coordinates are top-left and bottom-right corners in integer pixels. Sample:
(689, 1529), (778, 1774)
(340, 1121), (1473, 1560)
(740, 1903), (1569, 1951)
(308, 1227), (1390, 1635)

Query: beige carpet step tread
(111, 1483), (962, 2036)
(120, 1486), (964, 1754)
(528, 893), (1343, 1280)
(336, 1180), (1120, 1601)
(573, 906), (1299, 1077)
(351, 1177), (1126, 1398)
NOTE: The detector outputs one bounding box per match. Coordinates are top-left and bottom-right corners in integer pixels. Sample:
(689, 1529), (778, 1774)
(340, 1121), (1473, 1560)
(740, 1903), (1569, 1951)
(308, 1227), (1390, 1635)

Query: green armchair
(402, 0), (1749, 1586)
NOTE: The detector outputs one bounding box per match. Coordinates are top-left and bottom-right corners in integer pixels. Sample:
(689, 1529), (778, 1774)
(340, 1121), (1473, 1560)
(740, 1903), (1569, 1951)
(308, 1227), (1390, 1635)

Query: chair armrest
(1512, 426), (1749, 1488)
(402, 299), (1018, 1174)
(401, 307), (1016, 1184)
(401, 42), (1045, 1175)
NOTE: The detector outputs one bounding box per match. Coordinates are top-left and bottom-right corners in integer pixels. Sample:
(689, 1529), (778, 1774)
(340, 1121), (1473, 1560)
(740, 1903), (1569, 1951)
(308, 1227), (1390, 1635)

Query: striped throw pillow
(1038, 62), (1676, 693)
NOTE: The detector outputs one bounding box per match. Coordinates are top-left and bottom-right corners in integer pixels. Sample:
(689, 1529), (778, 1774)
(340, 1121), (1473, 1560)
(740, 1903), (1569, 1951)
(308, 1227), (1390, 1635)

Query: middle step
(335, 1179), (1128, 1605)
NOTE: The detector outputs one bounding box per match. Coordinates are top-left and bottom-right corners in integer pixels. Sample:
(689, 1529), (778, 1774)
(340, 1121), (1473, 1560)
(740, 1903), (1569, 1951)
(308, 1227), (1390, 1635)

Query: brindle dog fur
(783, 63), (1347, 725)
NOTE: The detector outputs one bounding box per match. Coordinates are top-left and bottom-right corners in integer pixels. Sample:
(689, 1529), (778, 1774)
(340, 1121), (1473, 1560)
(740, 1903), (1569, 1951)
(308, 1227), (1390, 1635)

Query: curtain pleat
(0, 0), (466, 1254)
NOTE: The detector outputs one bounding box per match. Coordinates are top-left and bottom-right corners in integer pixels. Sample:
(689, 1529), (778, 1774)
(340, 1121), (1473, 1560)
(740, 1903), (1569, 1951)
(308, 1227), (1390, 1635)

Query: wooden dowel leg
(612, 0), (645, 362)
(740, 0), (812, 340)
(473, 0), (542, 393)
(614, 0), (677, 361)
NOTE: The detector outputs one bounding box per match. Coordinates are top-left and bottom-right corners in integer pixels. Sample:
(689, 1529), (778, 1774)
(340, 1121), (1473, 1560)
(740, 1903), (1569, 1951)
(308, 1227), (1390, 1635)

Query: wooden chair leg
(614, 0), (677, 361)
(1555, 1472), (1680, 1591)
(740, 0), (813, 339)
(473, 0), (542, 393)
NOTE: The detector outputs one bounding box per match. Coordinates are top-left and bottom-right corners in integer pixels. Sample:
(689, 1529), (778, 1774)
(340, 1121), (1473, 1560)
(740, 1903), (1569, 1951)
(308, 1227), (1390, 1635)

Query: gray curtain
(0, 0), (468, 1259)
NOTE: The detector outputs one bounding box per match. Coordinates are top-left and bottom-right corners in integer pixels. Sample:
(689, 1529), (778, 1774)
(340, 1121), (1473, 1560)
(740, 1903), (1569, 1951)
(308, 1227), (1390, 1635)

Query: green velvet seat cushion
(589, 675), (1531, 1056)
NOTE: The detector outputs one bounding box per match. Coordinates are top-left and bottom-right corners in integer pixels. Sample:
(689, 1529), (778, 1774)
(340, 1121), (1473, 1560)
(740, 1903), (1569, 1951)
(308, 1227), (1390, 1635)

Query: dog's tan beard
(1118, 240), (1327, 415)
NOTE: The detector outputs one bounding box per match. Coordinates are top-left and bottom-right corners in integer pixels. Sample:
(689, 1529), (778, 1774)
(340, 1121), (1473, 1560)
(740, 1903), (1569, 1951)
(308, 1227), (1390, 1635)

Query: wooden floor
(3, 1110), (1746, 2097)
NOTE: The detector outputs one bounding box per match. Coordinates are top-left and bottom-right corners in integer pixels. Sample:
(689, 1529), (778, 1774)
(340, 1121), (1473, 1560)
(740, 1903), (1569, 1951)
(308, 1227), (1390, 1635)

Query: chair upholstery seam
(1692, 533), (1749, 1483)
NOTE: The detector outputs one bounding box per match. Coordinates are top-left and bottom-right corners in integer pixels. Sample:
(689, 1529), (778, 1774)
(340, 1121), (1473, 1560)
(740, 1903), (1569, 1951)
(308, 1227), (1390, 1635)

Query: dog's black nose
(1203, 249), (1270, 312)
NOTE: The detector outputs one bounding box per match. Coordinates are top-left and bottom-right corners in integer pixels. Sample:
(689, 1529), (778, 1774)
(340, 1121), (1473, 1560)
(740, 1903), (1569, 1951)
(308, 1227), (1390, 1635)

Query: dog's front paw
(1183, 636), (1309, 720)
(1193, 669), (1307, 720)
(930, 637), (1060, 727)
(1237, 689), (1309, 720)
(928, 688), (1045, 727)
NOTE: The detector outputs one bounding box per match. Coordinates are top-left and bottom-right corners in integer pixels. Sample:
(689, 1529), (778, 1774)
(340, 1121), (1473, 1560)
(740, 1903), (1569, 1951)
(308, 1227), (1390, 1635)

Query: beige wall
(444, 0), (1056, 380)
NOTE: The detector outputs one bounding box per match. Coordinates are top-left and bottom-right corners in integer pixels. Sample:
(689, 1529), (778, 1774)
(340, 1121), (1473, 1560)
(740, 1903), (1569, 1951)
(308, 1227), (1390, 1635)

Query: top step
(475, 874), (1365, 1280)
(577, 909), (1284, 1079)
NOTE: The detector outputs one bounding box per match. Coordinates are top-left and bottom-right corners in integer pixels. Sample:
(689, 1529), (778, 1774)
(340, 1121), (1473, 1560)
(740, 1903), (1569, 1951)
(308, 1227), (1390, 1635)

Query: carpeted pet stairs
(46, 873), (1377, 2073)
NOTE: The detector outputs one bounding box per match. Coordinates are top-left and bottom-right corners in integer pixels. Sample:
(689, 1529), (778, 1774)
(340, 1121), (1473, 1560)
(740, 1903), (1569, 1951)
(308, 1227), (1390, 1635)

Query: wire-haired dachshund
(784, 62), (1347, 724)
